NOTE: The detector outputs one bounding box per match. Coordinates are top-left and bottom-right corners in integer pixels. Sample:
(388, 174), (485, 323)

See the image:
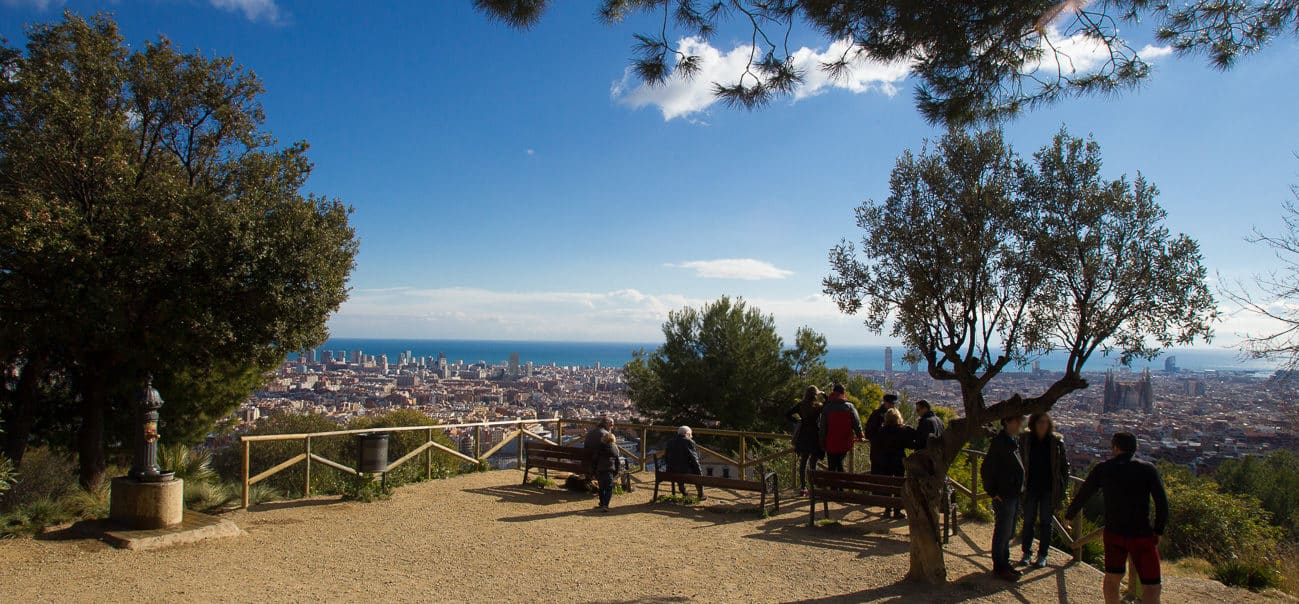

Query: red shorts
(1103, 530), (1161, 584)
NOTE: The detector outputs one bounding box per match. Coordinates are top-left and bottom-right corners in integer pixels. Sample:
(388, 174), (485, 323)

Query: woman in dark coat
(786, 386), (825, 496)
(593, 431), (621, 512)
(872, 408), (919, 519)
(1017, 412), (1069, 567)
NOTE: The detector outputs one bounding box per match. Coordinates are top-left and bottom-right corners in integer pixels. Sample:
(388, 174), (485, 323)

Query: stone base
(101, 510), (242, 551)
(109, 477), (184, 529)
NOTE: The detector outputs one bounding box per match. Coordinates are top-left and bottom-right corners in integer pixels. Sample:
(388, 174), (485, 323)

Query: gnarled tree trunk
(902, 446), (950, 583)
(2, 356), (45, 464)
(902, 417), (972, 584)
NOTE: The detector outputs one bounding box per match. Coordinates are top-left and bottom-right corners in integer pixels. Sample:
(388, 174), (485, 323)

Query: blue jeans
(991, 496), (1021, 572)
(1021, 489), (1054, 557)
(597, 471), (615, 508)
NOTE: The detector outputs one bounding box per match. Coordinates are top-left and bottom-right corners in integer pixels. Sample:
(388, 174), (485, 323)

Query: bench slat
(808, 470), (906, 487)
(811, 476), (904, 493)
(811, 489), (904, 508)
(656, 471), (765, 492)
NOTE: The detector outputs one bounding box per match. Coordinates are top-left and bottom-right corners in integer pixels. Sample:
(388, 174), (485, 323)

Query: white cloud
(0, 0), (64, 9)
(612, 37), (911, 121)
(330, 286), (867, 343)
(666, 258), (794, 280)
(1032, 27), (1173, 76)
(208, 0), (281, 23)
(526, 148), (535, 156)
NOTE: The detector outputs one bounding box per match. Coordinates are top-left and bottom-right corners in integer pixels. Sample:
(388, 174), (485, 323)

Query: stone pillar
(110, 477), (184, 529)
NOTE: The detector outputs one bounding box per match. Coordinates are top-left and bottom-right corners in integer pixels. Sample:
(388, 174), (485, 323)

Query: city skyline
(2, 1), (1296, 346)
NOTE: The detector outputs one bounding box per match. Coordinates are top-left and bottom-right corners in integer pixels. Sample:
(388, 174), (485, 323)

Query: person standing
(1018, 412), (1069, 568)
(593, 431), (622, 512)
(915, 400), (945, 449)
(817, 383), (862, 473)
(982, 415), (1026, 582)
(585, 416), (614, 477)
(865, 393), (899, 472)
(665, 425), (704, 499)
(786, 386), (825, 495)
(873, 408), (919, 519)
(1065, 432), (1169, 604)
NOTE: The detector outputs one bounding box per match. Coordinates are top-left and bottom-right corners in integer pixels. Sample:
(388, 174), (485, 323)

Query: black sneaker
(994, 568), (1022, 582)
(1017, 553), (1032, 567)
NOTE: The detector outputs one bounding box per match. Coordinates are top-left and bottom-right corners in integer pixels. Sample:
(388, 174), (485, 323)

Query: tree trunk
(902, 417), (972, 584)
(77, 371), (108, 490)
(2, 357), (45, 464)
(903, 446), (949, 584)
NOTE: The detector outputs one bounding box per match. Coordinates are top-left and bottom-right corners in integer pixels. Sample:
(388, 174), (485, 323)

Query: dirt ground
(0, 470), (1289, 603)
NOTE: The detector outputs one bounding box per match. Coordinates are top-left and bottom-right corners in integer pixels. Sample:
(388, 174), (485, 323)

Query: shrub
(184, 480), (237, 513)
(0, 453), (14, 501)
(654, 494), (699, 505)
(160, 443), (218, 485)
(1216, 450), (1299, 539)
(246, 482), (283, 506)
(343, 475), (389, 503)
(528, 476), (557, 489)
(1, 498), (67, 537)
(1160, 463), (1282, 564)
(344, 410), (462, 489)
(2, 447), (77, 511)
(60, 481), (110, 519)
(213, 412), (346, 497)
(1213, 558), (1283, 592)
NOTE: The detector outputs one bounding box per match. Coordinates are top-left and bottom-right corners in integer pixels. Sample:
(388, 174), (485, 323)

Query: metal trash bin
(357, 432), (390, 474)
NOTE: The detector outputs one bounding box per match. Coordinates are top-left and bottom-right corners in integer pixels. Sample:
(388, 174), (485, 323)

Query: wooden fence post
(556, 419), (564, 447)
(475, 424), (483, 461)
(304, 436), (312, 497)
(738, 434), (747, 479)
(241, 439), (251, 509)
(516, 421), (524, 470)
(425, 428), (433, 479)
(640, 427), (648, 473)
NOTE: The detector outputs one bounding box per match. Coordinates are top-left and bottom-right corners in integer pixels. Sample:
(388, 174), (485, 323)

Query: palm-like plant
(158, 444), (218, 485)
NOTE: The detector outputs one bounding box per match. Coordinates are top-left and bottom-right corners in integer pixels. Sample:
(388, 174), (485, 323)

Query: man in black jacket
(915, 400), (944, 449)
(665, 425), (704, 499)
(981, 415), (1026, 582)
(1065, 432), (1169, 604)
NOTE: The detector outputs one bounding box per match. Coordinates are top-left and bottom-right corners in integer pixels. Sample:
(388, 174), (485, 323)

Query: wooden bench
(522, 441), (631, 491)
(807, 470), (958, 542)
(649, 454), (779, 513)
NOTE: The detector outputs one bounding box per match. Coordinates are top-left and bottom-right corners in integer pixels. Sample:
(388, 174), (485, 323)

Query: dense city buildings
(233, 348), (1296, 475)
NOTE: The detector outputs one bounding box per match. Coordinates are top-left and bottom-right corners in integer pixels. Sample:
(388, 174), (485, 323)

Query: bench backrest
(808, 470), (905, 492)
(524, 441), (588, 461)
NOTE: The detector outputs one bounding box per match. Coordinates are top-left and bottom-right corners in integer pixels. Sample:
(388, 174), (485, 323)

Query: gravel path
(0, 471), (1289, 603)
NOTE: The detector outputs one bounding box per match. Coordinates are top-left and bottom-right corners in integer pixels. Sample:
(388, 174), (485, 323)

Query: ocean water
(305, 338), (1274, 374)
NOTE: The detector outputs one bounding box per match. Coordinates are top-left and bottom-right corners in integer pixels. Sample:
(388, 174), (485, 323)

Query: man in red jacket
(817, 383), (862, 472)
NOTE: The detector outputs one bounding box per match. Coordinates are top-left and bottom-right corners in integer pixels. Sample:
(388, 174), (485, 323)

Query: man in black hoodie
(1065, 432), (1169, 604)
(981, 415), (1026, 582)
(915, 400), (944, 449)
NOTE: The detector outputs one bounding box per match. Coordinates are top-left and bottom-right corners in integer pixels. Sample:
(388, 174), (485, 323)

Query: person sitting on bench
(665, 425), (705, 499)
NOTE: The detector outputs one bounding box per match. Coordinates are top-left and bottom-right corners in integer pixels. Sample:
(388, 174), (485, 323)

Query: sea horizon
(307, 337), (1277, 374)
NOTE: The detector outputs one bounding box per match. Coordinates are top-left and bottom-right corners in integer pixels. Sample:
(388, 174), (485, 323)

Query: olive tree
(823, 128), (1216, 583)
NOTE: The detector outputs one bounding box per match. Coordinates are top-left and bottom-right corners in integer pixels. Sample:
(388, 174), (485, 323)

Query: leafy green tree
(476, 0), (1297, 124)
(823, 128), (1216, 582)
(0, 14), (358, 487)
(625, 296), (826, 433)
(1216, 450), (1299, 539)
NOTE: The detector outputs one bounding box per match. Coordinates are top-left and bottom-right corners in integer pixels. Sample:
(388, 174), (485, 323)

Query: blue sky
(3, 0), (1297, 346)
